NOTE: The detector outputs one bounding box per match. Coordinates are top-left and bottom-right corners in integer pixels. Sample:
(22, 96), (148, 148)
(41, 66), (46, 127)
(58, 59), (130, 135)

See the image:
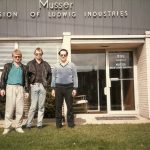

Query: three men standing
(0, 47), (78, 134)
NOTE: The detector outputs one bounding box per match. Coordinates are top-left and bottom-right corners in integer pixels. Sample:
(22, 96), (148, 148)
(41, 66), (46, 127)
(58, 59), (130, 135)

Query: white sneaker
(16, 128), (24, 133)
(2, 129), (11, 135)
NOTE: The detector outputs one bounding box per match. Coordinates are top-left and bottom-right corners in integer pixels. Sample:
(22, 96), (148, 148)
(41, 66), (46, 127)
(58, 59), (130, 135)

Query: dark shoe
(22, 125), (26, 129)
(26, 126), (31, 129)
(56, 124), (63, 129)
(37, 126), (42, 129)
(68, 124), (75, 128)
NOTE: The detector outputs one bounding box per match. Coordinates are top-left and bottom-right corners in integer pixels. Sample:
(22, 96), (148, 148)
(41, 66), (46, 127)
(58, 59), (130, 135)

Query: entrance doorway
(108, 51), (135, 112)
(72, 51), (135, 114)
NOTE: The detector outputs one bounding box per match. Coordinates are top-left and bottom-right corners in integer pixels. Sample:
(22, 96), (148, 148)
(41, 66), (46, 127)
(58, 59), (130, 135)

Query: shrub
(44, 87), (55, 118)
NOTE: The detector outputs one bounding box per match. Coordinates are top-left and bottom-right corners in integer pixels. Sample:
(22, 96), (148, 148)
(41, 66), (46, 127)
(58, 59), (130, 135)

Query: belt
(32, 83), (42, 86)
(56, 83), (73, 87)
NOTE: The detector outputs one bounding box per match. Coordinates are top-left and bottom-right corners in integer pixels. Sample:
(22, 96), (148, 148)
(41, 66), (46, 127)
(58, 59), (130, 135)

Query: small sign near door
(110, 53), (129, 69)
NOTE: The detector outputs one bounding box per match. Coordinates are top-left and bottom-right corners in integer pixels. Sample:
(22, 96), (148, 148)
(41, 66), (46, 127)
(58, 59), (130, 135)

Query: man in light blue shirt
(51, 49), (78, 128)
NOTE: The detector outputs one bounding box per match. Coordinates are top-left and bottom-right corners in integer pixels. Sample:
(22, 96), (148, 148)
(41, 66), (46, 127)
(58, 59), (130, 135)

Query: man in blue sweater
(51, 49), (78, 128)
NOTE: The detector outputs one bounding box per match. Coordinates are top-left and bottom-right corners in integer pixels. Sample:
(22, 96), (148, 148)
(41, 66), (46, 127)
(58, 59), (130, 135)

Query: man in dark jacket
(26, 47), (51, 129)
(0, 49), (29, 135)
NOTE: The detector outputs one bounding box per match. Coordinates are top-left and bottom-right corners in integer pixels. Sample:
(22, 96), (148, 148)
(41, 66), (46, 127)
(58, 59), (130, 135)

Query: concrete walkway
(0, 115), (150, 128)
(74, 115), (150, 125)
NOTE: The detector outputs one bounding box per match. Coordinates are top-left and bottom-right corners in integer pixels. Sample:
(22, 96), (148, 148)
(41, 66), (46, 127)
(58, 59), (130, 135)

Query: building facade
(0, 0), (150, 121)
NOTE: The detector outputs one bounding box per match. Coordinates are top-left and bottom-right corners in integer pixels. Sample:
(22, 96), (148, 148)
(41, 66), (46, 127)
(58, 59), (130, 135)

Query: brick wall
(137, 34), (150, 118)
(145, 35), (150, 118)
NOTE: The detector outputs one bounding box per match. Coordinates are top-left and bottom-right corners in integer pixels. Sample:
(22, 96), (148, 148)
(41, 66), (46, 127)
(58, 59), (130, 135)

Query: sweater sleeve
(72, 63), (78, 89)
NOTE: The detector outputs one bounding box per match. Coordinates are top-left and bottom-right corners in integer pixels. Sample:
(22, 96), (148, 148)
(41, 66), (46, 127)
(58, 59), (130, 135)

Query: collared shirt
(60, 60), (69, 67)
(7, 63), (23, 85)
(34, 60), (43, 83)
(51, 61), (78, 89)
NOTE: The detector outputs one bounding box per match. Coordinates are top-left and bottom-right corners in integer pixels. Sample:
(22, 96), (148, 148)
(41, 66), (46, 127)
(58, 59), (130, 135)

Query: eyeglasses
(35, 53), (42, 56)
(14, 56), (21, 59)
(60, 54), (67, 57)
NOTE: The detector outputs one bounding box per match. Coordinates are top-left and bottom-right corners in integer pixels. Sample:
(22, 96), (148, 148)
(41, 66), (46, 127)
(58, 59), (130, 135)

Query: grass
(0, 123), (150, 150)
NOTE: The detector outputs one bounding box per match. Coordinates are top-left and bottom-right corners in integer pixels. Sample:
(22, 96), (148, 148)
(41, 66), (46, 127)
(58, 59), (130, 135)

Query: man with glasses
(51, 49), (78, 128)
(0, 49), (29, 135)
(26, 47), (51, 129)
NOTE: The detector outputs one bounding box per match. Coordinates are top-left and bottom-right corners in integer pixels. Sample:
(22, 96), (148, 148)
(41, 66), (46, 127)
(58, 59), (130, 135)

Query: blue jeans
(27, 83), (46, 127)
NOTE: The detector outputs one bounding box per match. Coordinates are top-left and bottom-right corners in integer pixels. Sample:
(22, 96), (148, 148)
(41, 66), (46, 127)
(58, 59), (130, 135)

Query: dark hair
(58, 49), (68, 55)
(34, 47), (43, 55)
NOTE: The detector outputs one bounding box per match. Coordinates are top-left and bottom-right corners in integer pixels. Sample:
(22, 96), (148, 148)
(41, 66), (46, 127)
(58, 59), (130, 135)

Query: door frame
(106, 50), (138, 115)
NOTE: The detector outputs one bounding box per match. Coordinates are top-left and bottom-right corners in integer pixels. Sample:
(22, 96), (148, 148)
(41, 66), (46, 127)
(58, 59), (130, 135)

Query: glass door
(108, 51), (135, 112)
(72, 53), (106, 112)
